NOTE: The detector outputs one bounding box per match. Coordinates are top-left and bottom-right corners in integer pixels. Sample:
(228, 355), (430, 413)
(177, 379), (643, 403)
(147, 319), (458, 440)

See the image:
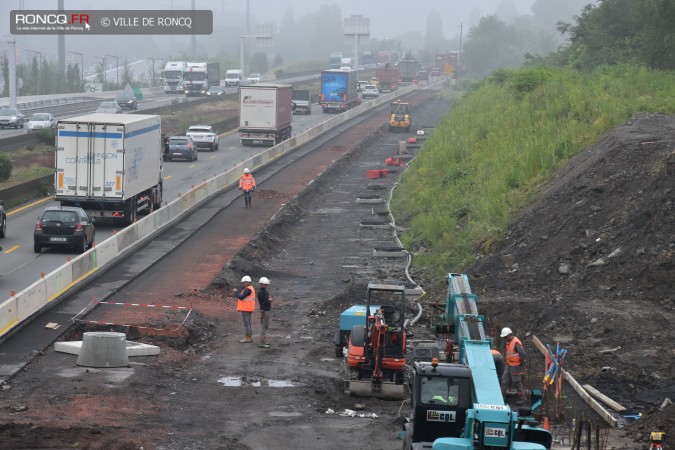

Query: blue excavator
(402, 273), (552, 450)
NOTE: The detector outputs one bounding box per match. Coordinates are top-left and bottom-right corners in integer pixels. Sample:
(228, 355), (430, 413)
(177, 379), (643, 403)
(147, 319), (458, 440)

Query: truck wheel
(34, 243), (41, 253)
(0, 216), (6, 238)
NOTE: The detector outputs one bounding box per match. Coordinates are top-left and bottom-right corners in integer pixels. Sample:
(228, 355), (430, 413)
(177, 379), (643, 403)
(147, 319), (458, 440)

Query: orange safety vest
(237, 285), (256, 312)
(239, 173), (256, 192)
(505, 337), (523, 366)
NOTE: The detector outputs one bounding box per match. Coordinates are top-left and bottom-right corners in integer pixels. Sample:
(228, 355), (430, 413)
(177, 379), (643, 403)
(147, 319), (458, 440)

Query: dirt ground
(0, 95), (672, 449)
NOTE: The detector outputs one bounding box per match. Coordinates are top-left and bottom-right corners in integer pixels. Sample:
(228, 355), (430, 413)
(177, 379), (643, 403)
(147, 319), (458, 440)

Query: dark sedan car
(34, 206), (95, 254)
(165, 135), (198, 161)
(115, 91), (138, 110)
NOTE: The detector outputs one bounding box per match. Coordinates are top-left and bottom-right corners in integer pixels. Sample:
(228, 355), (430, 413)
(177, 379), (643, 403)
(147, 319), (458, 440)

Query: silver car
(361, 85), (380, 99)
(27, 113), (56, 131)
(0, 108), (25, 129)
(96, 101), (122, 114)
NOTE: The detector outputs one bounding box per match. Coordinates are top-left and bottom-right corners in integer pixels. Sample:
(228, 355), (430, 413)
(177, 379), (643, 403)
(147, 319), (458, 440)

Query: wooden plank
(583, 384), (627, 412)
(531, 335), (618, 428)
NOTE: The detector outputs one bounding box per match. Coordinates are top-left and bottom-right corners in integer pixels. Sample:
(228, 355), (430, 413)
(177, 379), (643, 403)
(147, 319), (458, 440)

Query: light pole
(458, 22), (463, 82)
(105, 54), (118, 88)
(95, 55), (106, 90)
(145, 56), (155, 87)
(69, 51), (84, 87)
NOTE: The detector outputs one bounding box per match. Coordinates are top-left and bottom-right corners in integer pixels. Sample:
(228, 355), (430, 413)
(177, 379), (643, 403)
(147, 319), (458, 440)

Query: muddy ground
(0, 94), (672, 449)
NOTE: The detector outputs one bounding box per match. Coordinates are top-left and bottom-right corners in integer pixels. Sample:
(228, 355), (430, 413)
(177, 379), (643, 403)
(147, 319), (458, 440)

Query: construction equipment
(402, 273), (552, 449)
(390, 101), (412, 132)
(343, 283), (408, 399)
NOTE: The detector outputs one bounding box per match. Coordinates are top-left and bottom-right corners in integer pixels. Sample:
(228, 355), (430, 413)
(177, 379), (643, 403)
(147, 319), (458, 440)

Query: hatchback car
(115, 91), (138, 110)
(27, 113), (56, 131)
(96, 101), (122, 114)
(247, 73), (261, 84)
(165, 135), (198, 161)
(361, 85), (380, 99)
(34, 206), (95, 254)
(0, 108), (25, 129)
(207, 86), (225, 96)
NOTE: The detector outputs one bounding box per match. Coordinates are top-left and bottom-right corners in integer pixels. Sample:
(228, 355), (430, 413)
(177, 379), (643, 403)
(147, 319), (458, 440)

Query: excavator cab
(389, 101), (412, 132)
(402, 361), (473, 449)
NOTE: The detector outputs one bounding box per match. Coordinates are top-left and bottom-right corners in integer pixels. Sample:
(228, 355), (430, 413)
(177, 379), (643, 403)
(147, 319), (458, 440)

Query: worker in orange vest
(491, 348), (506, 380)
(238, 168), (256, 208)
(232, 276), (256, 343)
(500, 327), (527, 404)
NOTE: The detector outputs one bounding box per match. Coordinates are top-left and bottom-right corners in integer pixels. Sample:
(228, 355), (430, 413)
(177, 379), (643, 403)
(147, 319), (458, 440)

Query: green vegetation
(392, 65), (675, 277)
(0, 154), (12, 181)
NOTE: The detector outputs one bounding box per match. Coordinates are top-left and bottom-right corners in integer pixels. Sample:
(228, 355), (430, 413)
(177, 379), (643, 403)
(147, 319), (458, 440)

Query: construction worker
(500, 327), (527, 404)
(257, 277), (273, 348)
(491, 348), (506, 381)
(649, 430), (665, 450)
(232, 276), (256, 343)
(238, 168), (256, 208)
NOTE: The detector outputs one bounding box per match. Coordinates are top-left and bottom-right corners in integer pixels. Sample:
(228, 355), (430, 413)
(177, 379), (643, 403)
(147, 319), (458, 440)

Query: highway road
(0, 73), (319, 139)
(0, 99), (338, 301)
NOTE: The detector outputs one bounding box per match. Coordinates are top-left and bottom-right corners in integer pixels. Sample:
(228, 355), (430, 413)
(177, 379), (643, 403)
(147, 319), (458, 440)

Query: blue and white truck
(320, 69), (359, 113)
(54, 114), (164, 225)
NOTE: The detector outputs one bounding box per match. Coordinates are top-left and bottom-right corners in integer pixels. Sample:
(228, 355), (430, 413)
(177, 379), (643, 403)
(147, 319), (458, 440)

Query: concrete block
(16, 278), (47, 322)
(56, 339), (160, 357)
(0, 297), (18, 337)
(76, 332), (129, 367)
(44, 264), (74, 302)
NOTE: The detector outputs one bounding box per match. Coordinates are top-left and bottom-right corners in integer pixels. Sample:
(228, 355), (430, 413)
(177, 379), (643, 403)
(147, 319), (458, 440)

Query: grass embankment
(392, 65), (675, 278)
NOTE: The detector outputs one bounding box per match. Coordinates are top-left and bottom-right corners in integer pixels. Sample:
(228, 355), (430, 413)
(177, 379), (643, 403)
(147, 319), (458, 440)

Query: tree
(250, 53), (269, 74)
(424, 9), (447, 51)
(121, 58), (134, 88)
(553, 0), (675, 70)
(462, 15), (523, 78)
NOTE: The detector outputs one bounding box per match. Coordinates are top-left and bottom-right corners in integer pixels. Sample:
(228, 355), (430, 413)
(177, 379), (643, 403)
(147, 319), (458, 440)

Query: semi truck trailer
(239, 83), (293, 146)
(55, 114), (164, 225)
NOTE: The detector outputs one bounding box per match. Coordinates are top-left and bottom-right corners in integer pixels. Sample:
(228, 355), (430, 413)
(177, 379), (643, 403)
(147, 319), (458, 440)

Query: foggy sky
(1, 0), (539, 60)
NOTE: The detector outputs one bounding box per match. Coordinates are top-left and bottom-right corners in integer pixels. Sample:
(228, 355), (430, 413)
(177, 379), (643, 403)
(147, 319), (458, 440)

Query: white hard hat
(500, 327), (513, 338)
(259, 277), (270, 285)
(241, 276), (252, 283)
(244, 168), (250, 174)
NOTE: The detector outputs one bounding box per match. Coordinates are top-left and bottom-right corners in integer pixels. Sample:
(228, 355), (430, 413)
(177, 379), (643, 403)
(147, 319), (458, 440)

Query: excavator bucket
(345, 379), (408, 400)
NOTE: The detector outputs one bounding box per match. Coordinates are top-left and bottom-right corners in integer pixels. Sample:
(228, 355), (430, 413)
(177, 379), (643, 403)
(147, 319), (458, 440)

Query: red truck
(375, 67), (399, 93)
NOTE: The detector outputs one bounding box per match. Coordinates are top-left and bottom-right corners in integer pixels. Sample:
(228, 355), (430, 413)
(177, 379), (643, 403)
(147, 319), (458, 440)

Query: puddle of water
(217, 376), (242, 387)
(217, 377), (301, 388)
(269, 411), (303, 417)
(268, 379), (299, 387)
(320, 358), (336, 362)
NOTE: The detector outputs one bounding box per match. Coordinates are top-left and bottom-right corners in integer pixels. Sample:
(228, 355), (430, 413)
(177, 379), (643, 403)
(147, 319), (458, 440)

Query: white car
(247, 73), (261, 84)
(361, 85), (379, 99)
(27, 113), (56, 131)
(186, 125), (219, 151)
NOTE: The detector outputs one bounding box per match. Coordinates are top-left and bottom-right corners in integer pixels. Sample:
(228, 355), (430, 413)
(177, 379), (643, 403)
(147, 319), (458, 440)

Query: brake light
(36, 221), (43, 231)
(74, 223), (84, 232)
(187, 143), (191, 149)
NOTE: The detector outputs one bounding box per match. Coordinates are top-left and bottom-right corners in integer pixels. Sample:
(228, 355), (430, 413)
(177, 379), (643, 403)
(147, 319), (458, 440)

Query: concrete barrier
(0, 84), (421, 340)
(0, 298), (18, 335)
(44, 264), (74, 302)
(16, 278), (47, 321)
(93, 238), (118, 268)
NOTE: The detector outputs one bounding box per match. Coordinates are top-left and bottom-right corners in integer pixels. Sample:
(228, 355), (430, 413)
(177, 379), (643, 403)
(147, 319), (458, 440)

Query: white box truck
(55, 113), (164, 225)
(239, 84), (293, 146)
